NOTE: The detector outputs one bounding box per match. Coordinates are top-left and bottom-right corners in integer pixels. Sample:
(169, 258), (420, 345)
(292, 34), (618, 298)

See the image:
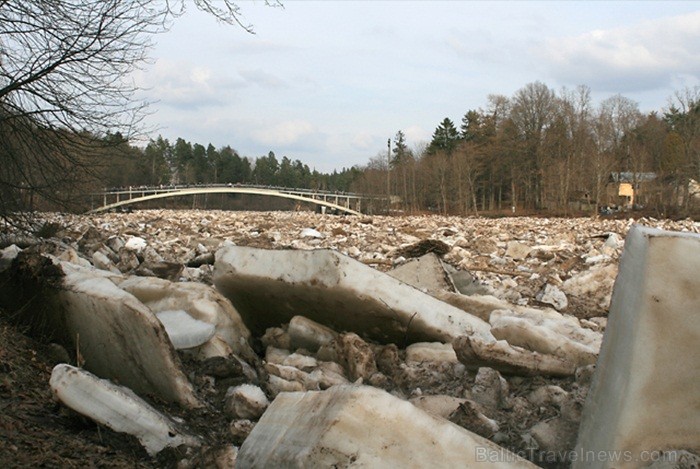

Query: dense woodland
(355, 82), (700, 217)
(98, 134), (362, 194)
(3, 82), (700, 217)
(90, 82), (700, 217)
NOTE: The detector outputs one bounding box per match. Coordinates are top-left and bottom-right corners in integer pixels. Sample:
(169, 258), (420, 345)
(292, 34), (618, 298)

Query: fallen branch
(360, 258), (393, 266)
(464, 266), (529, 277)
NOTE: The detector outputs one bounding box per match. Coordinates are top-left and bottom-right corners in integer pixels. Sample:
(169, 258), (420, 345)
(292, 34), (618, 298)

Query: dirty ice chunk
(574, 225), (700, 468)
(213, 246), (493, 344)
(530, 417), (578, 453)
(449, 400), (500, 438)
(92, 251), (121, 274)
(300, 228), (324, 239)
(50, 364), (200, 456)
(405, 342), (458, 363)
(489, 314), (597, 367)
(224, 384), (270, 420)
(561, 263), (617, 310)
(387, 253), (456, 294)
(535, 284), (568, 311)
(505, 241), (532, 260)
(454, 335), (576, 377)
(288, 315), (337, 353)
(0, 244), (21, 272)
(236, 385), (537, 468)
(119, 276), (253, 360)
(604, 232), (622, 250)
(125, 236), (147, 252)
(410, 395), (466, 419)
(44, 260), (200, 407)
(155, 310), (216, 350)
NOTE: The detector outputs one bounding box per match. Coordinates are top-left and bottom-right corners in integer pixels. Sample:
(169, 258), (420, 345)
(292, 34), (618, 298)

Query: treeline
(1, 131), (361, 213)
(5, 80), (698, 218)
(97, 135), (361, 192)
(354, 82), (700, 216)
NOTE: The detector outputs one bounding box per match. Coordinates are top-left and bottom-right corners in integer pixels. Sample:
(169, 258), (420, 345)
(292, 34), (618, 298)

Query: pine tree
(428, 118), (459, 154)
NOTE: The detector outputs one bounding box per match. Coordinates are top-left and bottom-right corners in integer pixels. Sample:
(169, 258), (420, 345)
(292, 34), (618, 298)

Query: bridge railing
(90, 183), (387, 215)
(100, 183), (377, 199)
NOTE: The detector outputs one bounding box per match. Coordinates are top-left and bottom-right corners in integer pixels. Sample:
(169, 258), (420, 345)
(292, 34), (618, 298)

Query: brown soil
(0, 307), (579, 469)
(0, 313), (154, 468)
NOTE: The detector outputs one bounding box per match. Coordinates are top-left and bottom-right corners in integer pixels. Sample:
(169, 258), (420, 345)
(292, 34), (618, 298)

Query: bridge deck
(90, 184), (381, 216)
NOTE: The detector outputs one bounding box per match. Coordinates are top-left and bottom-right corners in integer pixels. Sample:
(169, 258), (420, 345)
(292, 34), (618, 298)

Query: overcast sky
(133, 1), (700, 172)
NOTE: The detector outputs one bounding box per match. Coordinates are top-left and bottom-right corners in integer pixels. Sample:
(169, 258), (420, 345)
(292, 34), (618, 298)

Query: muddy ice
(0, 211), (699, 468)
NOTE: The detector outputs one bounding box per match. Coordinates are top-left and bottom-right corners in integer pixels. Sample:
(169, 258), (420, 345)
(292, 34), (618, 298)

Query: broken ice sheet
(118, 275), (254, 360)
(50, 364), (200, 456)
(236, 384), (537, 468)
(0, 253), (200, 407)
(155, 310), (216, 350)
(575, 225), (700, 468)
(213, 245), (493, 344)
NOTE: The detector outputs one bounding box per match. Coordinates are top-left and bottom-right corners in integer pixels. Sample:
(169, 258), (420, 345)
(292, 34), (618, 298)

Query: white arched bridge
(88, 184), (381, 216)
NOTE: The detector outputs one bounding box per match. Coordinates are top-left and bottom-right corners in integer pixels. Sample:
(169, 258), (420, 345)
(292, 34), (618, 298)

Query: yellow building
(607, 172), (657, 209)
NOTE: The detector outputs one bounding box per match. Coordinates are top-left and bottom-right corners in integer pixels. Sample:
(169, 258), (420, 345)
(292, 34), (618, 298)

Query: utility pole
(387, 138), (391, 213)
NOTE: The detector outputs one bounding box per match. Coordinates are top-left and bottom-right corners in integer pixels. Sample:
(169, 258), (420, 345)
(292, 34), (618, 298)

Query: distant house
(606, 172), (657, 209)
(690, 179), (700, 198)
(685, 179), (700, 207)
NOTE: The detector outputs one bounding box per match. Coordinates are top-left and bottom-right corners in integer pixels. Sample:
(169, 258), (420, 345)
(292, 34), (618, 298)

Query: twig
(404, 312), (418, 348)
(360, 258), (393, 266)
(464, 266), (529, 277)
(76, 333), (84, 368)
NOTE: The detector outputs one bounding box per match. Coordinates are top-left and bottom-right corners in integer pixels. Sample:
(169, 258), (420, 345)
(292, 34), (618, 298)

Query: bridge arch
(88, 186), (364, 216)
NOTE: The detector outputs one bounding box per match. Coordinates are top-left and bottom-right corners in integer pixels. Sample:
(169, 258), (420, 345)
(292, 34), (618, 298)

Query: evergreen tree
(206, 144), (220, 183)
(191, 143), (210, 183)
(391, 130), (411, 167)
(428, 118), (460, 154)
(252, 151), (279, 185)
(172, 138), (193, 184)
(144, 136), (172, 185)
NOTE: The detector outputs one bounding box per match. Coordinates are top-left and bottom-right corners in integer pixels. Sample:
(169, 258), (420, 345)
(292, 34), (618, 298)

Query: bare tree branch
(0, 0), (279, 222)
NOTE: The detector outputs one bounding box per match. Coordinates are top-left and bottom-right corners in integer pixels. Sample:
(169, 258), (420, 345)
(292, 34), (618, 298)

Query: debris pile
(1, 211), (698, 468)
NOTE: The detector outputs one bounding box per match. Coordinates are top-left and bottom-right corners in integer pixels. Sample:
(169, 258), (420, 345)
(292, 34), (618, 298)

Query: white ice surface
(50, 364), (199, 456)
(155, 310), (216, 349)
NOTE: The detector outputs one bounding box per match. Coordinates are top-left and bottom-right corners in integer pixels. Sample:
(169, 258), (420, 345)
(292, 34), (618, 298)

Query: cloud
(238, 69), (287, 89)
(135, 59), (245, 110)
(542, 11), (700, 93)
(351, 132), (379, 151)
(444, 29), (503, 63)
(252, 119), (316, 146)
(403, 125), (430, 146)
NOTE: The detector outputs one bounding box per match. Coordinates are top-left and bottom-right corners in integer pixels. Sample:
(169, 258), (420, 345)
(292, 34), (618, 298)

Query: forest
(89, 82), (700, 217)
(3, 81), (699, 218)
(354, 82), (700, 218)
(96, 134), (362, 194)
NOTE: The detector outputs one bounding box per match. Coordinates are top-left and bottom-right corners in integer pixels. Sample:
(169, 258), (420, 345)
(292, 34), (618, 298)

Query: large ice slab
(213, 246), (493, 344)
(387, 253), (456, 294)
(50, 364), (200, 456)
(0, 252), (199, 407)
(236, 385), (536, 468)
(574, 225), (700, 468)
(118, 276), (253, 359)
(59, 265), (200, 407)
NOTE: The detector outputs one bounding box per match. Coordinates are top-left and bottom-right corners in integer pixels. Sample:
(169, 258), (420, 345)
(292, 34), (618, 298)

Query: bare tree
(590, 95), (643, 211)
(665, 86), (700, 211)
(0, 0), (278, 225)
(453, 141), (483, 215)
(510, 82), (557, 208)
(552, 85), (594, 213)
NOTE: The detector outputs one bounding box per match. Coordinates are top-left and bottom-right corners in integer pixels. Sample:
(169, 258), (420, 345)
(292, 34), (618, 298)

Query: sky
(133, 1), (700, 172)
